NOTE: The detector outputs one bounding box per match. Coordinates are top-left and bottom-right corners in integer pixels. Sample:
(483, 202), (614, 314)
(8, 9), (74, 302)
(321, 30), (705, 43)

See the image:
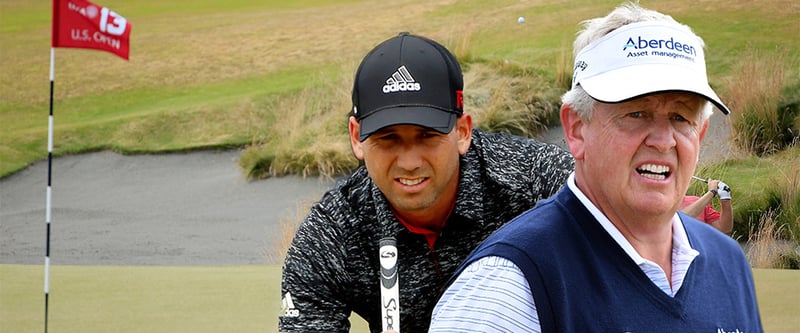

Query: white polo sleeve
(429, 256), (540, 332)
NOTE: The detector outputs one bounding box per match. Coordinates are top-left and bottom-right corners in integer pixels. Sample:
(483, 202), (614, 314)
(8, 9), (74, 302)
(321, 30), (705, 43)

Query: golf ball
(518, 16), (525, 24)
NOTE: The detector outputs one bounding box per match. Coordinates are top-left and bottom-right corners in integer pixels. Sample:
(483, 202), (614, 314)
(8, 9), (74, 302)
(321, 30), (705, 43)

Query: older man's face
(568, 92), (708, 223)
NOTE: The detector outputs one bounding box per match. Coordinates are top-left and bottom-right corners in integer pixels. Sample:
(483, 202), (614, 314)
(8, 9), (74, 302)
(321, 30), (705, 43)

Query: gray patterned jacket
(279, 129), (575, 333)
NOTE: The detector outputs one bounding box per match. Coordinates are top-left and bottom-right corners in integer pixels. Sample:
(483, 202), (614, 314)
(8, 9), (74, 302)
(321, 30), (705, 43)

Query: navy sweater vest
(461, 187), (762, 333)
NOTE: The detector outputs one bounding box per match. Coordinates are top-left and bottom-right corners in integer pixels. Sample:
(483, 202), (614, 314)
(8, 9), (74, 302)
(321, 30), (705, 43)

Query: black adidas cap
(352, 32), (464, 141)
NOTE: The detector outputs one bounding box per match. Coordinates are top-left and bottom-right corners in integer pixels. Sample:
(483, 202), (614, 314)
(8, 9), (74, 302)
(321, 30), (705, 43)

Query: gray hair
(562, 2), (712, 121)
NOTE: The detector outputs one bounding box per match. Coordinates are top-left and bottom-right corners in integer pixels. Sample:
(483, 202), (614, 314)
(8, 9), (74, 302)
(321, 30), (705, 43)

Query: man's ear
(698, 118), (709, 143)
(348, 116), (365, 160)
(561, 103), (585, 160)
(456, 114), (473, 155)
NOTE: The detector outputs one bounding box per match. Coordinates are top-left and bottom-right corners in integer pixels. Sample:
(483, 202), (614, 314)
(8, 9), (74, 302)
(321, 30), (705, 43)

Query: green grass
(1, 264), (796, 332)
(0, 64), (335, 173)
(0, 264), (370, 333)
(2, 0), (799, 178)
(752, 268), (800, 332)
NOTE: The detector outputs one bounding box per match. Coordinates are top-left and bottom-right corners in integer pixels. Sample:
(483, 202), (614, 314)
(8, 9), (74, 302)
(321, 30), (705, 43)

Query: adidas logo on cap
(352, 33), (464, 141)
(382, 65), (421, 93)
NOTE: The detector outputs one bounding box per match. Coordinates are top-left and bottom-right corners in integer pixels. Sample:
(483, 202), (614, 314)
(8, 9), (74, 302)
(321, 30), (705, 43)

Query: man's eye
(627, 111), (643, 118)
(672, 114), (689, 122)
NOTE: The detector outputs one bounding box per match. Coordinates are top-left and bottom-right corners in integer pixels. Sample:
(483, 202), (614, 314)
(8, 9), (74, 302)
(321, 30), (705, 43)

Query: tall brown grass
(445, 22), (475, 65)
(466, 62), (561, 137)
(746, 209), (799, 269)
(768, 158), (800, 243)
(239, 69), (359, 180)
(239, 56), (563, 181)
(741, 151), (800, 269)
(555, 41), (573, 92)
(726, 47), (790, 156)
(449, 26), (562, 137)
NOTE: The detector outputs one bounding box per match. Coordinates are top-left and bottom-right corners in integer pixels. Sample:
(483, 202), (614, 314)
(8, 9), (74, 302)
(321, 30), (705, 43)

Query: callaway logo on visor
(383, 65), (421, 93)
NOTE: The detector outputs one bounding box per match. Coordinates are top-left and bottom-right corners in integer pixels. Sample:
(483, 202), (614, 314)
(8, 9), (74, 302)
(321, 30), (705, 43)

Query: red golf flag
(52, 0), (132, 60)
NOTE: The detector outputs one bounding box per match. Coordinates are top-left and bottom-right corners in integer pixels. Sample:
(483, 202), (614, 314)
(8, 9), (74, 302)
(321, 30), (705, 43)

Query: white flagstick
(44, 47), (56, 333)
(379, 238), (400, 332)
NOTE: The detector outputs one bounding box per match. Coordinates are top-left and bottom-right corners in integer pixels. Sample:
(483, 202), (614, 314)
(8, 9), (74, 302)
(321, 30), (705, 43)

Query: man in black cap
(278, 32), (574, 332)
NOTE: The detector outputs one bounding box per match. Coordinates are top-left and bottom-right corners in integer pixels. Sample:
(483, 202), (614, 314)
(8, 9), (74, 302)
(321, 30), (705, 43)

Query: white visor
(572, 21), (729, 114)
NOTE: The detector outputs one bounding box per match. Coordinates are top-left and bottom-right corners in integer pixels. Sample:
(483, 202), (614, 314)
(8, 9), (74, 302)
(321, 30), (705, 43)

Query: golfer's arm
(681, 191), (714, 217)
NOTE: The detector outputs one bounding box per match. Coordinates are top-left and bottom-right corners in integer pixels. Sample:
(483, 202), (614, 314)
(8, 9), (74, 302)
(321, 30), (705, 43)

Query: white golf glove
(717, 181), (731, 200)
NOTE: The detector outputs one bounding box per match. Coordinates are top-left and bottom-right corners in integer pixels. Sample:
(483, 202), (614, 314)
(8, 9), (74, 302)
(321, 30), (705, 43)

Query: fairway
(1, 264), (797, 332)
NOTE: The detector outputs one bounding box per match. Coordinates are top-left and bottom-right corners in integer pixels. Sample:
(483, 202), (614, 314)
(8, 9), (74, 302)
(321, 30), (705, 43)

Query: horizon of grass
(3, 0), (799, 179)
(3, 0), (798, 262)
(3, 0), (798, 257)
(2, 264), (797, 332)
(1, 63), (342, 175)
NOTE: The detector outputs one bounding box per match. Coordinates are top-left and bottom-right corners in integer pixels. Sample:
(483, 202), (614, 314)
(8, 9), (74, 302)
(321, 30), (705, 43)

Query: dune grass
(726, 47), (797, 156)
(1, 264), (796, 332)
(2, 0), (799, 178)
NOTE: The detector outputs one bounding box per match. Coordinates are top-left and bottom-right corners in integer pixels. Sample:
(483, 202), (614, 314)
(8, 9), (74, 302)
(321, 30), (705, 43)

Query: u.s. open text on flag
(52, 0), (132, 60)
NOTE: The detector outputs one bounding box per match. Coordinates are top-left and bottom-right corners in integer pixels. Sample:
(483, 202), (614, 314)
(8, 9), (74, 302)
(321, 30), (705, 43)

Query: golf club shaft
(692, 176), (708, 183)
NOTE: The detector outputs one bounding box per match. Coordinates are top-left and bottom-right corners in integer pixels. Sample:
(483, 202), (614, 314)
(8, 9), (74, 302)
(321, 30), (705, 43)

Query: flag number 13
(99, 7), (127, 36)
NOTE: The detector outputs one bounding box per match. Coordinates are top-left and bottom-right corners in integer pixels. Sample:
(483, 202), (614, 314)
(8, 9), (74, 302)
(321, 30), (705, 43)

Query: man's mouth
(398, 178), (424, 186)
(636, 164), (671, 180)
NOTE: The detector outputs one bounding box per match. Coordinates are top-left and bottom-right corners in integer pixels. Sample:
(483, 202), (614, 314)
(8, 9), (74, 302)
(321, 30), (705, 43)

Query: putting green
(1, 265), (796, 332)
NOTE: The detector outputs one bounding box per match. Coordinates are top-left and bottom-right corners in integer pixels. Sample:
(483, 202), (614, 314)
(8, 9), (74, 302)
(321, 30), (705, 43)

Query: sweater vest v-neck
(462, 187), (762, 333)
